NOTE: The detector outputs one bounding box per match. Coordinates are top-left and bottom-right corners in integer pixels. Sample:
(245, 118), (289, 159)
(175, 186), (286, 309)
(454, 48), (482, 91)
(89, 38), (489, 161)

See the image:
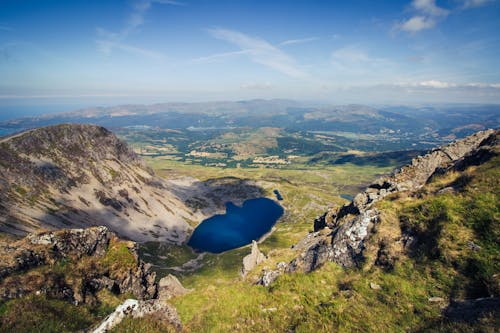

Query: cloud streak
(96, 0), (182, 58)
(461, 0), (494, 9)
(397, 80), (500, 89)
(279, 37), (319, 46)
(205, 28), (307, 78)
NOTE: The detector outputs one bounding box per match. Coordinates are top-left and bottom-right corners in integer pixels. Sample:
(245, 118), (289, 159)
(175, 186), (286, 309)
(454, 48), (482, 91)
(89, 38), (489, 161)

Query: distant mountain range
(1, 100), (498, 140)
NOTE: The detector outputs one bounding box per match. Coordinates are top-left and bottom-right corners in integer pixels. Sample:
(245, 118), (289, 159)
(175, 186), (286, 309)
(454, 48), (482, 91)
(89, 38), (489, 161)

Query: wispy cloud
(412, 0), (449, 16)
(331, 45), (389, 69)
(96, 0), (182, 58)
(397, 80), (500, 89)
(96, 40), (165, 60)
(279, 37), (318, 46)
(205, 28), (307, 78)
(192, 49), (253, 63)
(399, 15), (437, 32)
(330, 45), (395, 84)
(395, 0), (448, 33)
(461, 0), (494, 9)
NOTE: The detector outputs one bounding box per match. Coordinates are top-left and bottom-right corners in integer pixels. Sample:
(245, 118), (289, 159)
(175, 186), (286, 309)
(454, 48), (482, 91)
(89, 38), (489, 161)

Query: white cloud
(412, 0), (449, 16)
(465, 82), (500, 88)
(461, 0), (494, 8)
(419, 80), (455, 88)
(395, 0), (449, 33)
(397, 80), (500, 89)
(279, 37), (318, 46)
(206, 28), (306, 78)
(399, 16), (437, 32)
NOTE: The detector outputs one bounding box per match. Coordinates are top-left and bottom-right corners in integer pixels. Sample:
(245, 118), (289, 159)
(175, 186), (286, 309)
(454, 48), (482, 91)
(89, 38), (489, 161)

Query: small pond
(187, 198), (284, 253)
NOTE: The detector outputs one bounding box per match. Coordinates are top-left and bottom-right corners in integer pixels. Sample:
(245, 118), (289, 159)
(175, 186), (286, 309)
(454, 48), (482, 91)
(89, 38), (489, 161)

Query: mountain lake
(188, 198), (284, 253)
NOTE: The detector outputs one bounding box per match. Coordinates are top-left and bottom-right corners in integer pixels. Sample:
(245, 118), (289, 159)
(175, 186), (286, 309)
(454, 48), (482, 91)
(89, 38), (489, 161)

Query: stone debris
(91, 299), (182, 333)
(158, 274), (189, 300)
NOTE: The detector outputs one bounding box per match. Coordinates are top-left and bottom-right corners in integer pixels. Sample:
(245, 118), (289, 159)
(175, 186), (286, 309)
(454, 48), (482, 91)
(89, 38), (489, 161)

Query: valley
(0, 103), (498, 332)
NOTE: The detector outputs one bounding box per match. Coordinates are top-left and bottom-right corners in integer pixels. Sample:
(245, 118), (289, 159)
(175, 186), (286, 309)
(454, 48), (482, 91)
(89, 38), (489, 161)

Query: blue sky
(0, 0), (499, 109)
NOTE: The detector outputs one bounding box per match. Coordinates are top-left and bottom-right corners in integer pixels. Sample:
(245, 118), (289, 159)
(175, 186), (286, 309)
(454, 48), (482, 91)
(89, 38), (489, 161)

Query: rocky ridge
(0, 226), (157, 304)
(259, 129), (498, 285)
(0, 124), (265, 243)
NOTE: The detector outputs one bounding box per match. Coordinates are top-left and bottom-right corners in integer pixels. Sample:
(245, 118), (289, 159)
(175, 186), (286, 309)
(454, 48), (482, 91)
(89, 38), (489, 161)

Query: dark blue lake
(187, 198), (284, 253)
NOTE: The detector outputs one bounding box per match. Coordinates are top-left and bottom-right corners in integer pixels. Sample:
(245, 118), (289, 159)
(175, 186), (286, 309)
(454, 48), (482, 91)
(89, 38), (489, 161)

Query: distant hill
(1, 100), (498, 141)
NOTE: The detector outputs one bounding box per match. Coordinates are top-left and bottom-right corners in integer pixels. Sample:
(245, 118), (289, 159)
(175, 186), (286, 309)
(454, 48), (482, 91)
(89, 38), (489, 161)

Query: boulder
(91, 298), (182, 333)
(158, 274), (188, 300)
(241, 241), (266, 276)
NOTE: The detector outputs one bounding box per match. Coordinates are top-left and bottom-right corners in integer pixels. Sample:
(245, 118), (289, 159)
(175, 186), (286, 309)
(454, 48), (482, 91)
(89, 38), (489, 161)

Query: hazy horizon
(1, 0), (500, 111)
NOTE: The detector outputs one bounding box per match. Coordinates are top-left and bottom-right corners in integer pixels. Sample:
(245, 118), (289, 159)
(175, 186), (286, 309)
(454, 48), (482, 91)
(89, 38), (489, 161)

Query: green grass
(109, 315), (178, 333)
(167, 155), (499, 332)
(102, 237), (137, 273)
(0, 295), (96, 333)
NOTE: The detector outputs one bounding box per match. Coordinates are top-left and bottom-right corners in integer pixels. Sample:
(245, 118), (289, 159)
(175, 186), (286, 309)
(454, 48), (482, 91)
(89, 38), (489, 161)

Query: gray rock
(241, 240), (266, 276)
(91, 298), (182, 333)
(256, 261), (288, 287)
(257, 269), (281, 287)
(158, 274), (188, 300)
(428, 297), (445, 303)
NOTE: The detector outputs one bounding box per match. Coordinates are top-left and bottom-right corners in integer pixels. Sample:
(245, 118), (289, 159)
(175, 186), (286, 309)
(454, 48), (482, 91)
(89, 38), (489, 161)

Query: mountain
(0, 124), (263, 243)
(0, 128), (497, 332)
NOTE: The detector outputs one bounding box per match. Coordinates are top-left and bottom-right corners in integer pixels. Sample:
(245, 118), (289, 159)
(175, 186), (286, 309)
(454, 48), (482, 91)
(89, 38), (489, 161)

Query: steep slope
(0, 124), (199, 242)
(281, 129), (497, 274)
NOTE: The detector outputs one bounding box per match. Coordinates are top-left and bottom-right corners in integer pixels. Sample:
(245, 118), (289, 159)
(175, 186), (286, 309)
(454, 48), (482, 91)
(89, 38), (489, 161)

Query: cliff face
(0, 226), (156, 304)
(0, 124), (197, 243)
(260, 129), (498, 283)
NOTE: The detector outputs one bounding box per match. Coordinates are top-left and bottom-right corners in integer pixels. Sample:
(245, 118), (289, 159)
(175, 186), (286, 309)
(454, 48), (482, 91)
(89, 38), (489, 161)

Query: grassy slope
(168, 156), (499, 332)
(140, 158), (393, 279)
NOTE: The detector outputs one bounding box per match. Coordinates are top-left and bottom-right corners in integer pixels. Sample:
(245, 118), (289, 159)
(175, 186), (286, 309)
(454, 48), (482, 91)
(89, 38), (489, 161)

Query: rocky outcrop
(257, 261), (287, 287)
(158, 274), (189, 300)
(91, 298), (182, 333)
(336, 129), (496, 219)
(265, 129), (499, 280)
(0, 226), (112, 279)
(0, 226), (157, 304)
(241, 241), (266, 276)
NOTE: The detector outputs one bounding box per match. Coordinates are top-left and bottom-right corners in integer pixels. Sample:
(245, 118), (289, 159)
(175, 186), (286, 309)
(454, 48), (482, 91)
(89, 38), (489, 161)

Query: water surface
(188, 198), (284, 253)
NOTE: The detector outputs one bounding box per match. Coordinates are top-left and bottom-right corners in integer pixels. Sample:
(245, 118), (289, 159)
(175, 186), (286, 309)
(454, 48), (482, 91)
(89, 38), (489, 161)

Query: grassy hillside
(163, 154), (499, 332)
